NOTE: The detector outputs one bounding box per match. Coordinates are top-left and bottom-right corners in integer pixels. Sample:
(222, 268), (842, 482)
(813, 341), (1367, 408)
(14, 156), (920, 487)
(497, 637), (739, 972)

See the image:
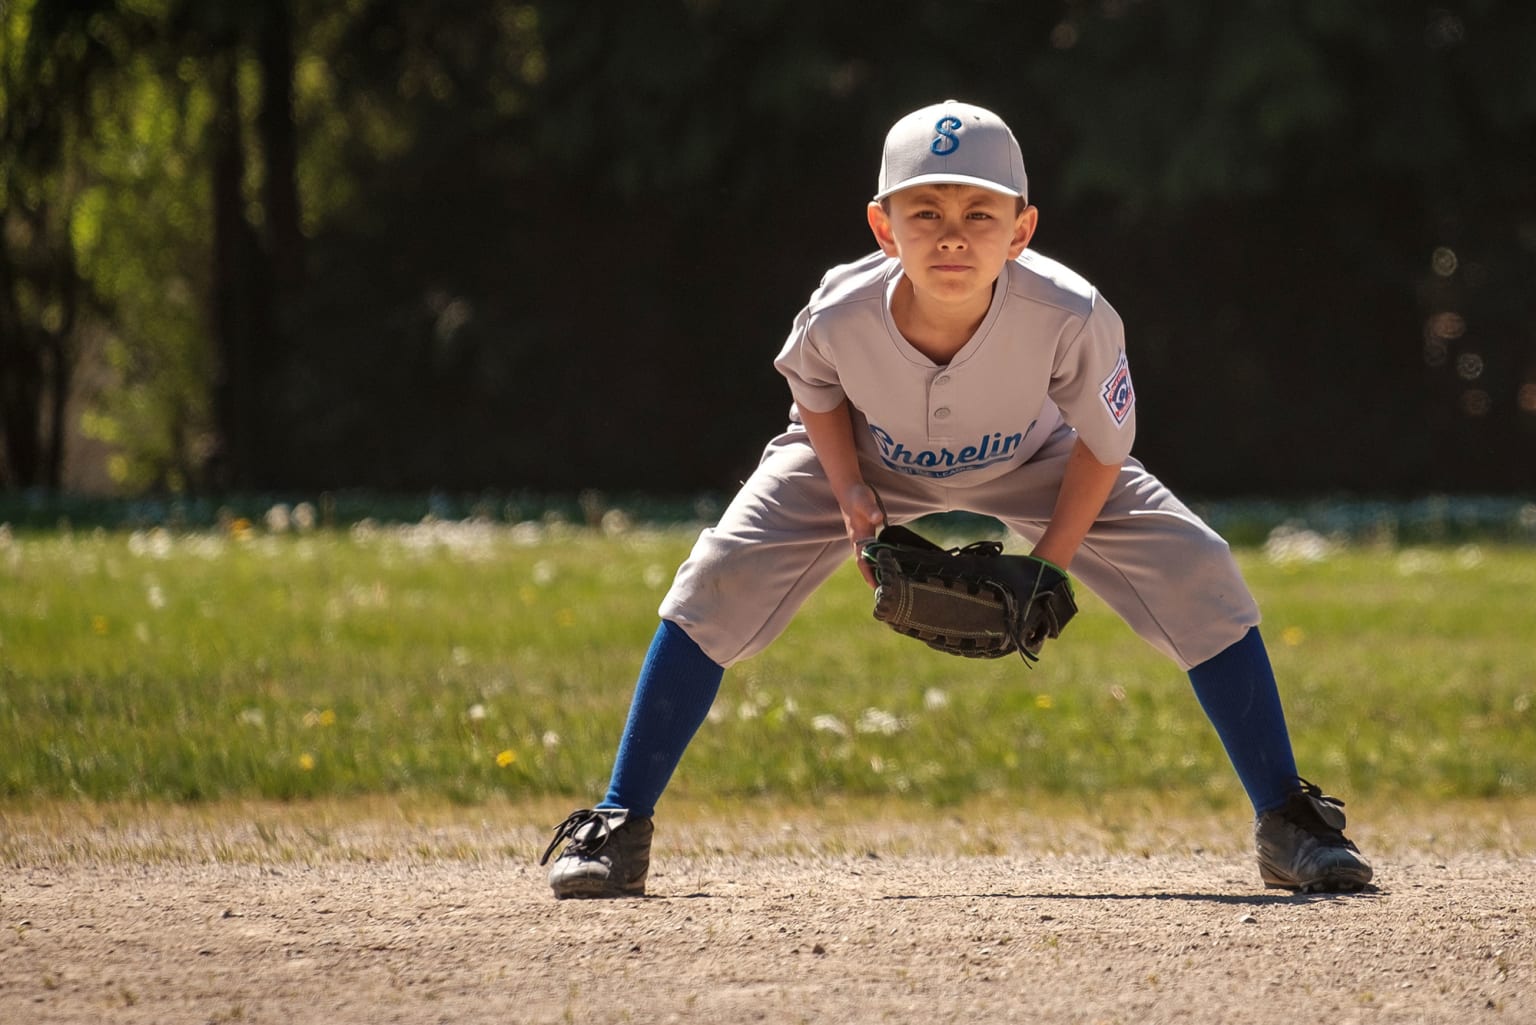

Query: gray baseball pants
(659, 423), (1259, 671)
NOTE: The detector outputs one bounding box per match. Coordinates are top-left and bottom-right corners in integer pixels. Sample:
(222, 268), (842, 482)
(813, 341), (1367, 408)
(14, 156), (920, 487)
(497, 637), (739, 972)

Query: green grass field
(2, 517), (1532, 809)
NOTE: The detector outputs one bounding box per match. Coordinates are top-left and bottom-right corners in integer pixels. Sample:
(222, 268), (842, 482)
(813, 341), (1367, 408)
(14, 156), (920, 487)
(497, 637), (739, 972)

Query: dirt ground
(1, 796), (1533, 1025)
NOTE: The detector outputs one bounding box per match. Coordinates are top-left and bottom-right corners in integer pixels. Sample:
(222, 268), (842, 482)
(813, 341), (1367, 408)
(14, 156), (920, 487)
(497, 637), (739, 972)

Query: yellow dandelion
(496, 749), (517, 768)
(1281, 626), (1305, 647)
(91, 615), (109, 636)
(298, 752), (316, 771)
(1035, 694), (1054, 710)
(302, 708), (337, 728)
(556, 608), (576, 627)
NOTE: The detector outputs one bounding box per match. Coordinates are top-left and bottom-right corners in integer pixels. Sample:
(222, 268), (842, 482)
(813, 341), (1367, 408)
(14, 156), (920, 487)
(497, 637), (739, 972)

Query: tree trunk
(258, 0), (305, 291)
(208, 53), (264, 492)
(0, 245), (44, 489)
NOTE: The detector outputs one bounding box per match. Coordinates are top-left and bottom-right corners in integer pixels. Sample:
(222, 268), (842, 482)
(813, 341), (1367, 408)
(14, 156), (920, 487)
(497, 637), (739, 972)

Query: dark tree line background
(3, 1), (1534, 502)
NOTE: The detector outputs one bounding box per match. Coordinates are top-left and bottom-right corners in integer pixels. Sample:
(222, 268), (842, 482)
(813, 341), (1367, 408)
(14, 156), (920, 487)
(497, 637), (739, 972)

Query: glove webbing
(881, 537), (1044, 665)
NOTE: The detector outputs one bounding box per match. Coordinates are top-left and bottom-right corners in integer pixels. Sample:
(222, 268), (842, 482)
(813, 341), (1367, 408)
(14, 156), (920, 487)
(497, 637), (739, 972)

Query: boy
(539, 100), (1372, 897)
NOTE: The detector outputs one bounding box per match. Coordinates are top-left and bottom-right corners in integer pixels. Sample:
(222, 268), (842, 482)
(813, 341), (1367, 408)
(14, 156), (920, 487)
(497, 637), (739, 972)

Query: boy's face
(867, 184), (1036, 309)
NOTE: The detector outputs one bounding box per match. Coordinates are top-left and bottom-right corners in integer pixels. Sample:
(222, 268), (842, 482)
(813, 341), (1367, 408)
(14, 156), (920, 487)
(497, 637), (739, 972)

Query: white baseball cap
(874, 100), (1028, 203)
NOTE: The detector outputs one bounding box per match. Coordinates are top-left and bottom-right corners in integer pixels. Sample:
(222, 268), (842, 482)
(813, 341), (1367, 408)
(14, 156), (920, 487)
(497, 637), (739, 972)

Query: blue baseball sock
(1186, 627), (1299, 815)
(597, 619), (724, 818)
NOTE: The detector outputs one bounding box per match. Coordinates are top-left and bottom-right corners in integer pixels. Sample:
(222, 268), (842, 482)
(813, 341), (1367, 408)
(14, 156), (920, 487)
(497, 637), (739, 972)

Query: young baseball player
(540, 100), (1372, 897)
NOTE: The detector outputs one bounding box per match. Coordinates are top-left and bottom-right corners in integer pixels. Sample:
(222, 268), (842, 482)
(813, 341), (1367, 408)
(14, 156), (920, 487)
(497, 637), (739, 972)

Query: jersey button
(935, 375), (951, 387)
(933, 407), (951, 419)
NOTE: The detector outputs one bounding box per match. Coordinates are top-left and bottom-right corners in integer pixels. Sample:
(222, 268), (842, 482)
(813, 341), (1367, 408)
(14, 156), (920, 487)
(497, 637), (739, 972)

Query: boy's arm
(1030, 438), (1122, 570)
(797, 400), (886, 588)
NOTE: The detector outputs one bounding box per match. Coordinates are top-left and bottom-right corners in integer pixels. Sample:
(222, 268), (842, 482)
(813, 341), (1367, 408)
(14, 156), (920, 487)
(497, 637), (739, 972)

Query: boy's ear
(867, 201), (899, 255)
(1009, 205), (1039, 259)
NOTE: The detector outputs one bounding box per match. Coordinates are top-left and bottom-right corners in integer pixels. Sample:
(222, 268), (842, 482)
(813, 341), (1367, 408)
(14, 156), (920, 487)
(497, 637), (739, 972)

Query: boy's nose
(938, 231), (967, 250)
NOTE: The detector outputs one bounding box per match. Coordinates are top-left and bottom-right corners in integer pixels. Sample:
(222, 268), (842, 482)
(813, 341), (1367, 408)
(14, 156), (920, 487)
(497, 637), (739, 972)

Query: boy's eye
(967, 211), (993, 220)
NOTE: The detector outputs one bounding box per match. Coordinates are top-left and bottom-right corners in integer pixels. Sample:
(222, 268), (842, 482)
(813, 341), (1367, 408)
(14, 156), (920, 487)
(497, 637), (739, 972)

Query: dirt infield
(2, 797), (1532, 1024)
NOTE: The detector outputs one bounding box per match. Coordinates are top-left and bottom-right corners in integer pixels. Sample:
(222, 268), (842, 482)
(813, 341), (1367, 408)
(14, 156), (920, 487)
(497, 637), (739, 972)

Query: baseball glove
(861, 524), (1077, 663)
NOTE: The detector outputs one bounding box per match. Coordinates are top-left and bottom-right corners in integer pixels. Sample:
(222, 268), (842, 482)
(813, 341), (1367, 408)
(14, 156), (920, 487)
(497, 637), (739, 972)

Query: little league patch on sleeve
(1100, 352), (1135, 427)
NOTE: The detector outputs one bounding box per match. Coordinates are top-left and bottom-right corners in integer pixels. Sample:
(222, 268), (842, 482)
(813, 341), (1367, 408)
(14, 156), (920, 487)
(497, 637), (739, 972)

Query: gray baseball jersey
(658, 250), (1258, 672)
(775, 249), (1137, 480)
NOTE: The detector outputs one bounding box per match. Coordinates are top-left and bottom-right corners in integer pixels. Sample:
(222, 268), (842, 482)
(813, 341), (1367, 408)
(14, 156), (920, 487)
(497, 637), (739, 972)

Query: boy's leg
(539, 619), (721, 900)
(598, 619), (724, 819)
(987, 454), (1294, 806)
(978, 429), (1370, 890)
(1185, 625), (1298, 815)
(542, 429), (936, 898)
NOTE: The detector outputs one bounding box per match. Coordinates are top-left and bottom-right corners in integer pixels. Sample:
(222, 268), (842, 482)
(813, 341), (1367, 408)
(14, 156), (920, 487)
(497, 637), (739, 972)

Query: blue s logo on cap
(930, 115), (962, 155)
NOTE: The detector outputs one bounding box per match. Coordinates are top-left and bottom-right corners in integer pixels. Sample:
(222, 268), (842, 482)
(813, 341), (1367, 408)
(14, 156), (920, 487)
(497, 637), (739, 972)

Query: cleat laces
(1286, 777), (1358, 849)
(539, 809), (619, 865)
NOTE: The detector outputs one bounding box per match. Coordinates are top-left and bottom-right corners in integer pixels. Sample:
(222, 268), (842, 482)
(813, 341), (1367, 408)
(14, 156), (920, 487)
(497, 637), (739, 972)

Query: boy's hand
(837, 483), (886, 589)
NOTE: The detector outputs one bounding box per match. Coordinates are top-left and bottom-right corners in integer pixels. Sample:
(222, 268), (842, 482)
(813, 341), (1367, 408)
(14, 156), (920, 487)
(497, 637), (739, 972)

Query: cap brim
(874, 172), (1023, 202)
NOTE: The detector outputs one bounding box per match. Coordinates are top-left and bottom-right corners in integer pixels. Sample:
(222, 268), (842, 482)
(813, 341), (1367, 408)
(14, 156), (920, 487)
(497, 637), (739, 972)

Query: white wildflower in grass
(510, 522), (544, 546)
(856, 707), (908, 736)
(467, 703), (488, 722)
(1456, 544), (1485, 569)
(811, 714), (850, 738)
(532, 561), (555, 585)
(1262, 524), (1337, 565)
(145, 582), (166, 610)
(345, 583), (388, 609)
(265, 504), (292, 533)
(452, 646), (471, 666)
(601, 508), (631, 536)
(413, 518), (504, 561)
(737, 701), (759, 721)
(923, 687), (950, 711)
(186, 535), (226, 560)
(1395, 549), (1440, 576)
(643, 564), (668, 589)
(542, 730), (561, 751)
(238, 708), (266, 728)
(292, 502), (317, 531)
(128, 528), (175, 560)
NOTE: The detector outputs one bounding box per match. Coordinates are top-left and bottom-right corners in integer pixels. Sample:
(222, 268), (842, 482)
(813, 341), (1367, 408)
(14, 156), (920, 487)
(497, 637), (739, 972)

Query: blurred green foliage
(3, 2), (1534, 497)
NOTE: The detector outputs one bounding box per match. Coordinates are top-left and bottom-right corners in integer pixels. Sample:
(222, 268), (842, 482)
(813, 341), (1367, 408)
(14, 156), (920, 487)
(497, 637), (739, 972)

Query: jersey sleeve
(773, 305), (848, 414)
(1048, 293), (1137, 465)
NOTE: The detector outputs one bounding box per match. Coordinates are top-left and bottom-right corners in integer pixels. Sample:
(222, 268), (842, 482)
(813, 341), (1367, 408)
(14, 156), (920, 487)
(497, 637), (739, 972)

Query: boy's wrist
(1028, 539), (1076, 571)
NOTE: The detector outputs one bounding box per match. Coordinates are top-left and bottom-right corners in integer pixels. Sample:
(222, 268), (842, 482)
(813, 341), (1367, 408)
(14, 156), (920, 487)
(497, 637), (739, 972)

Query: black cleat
(1255, 778), (1373, 893)
(540, 808), (654, 899)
